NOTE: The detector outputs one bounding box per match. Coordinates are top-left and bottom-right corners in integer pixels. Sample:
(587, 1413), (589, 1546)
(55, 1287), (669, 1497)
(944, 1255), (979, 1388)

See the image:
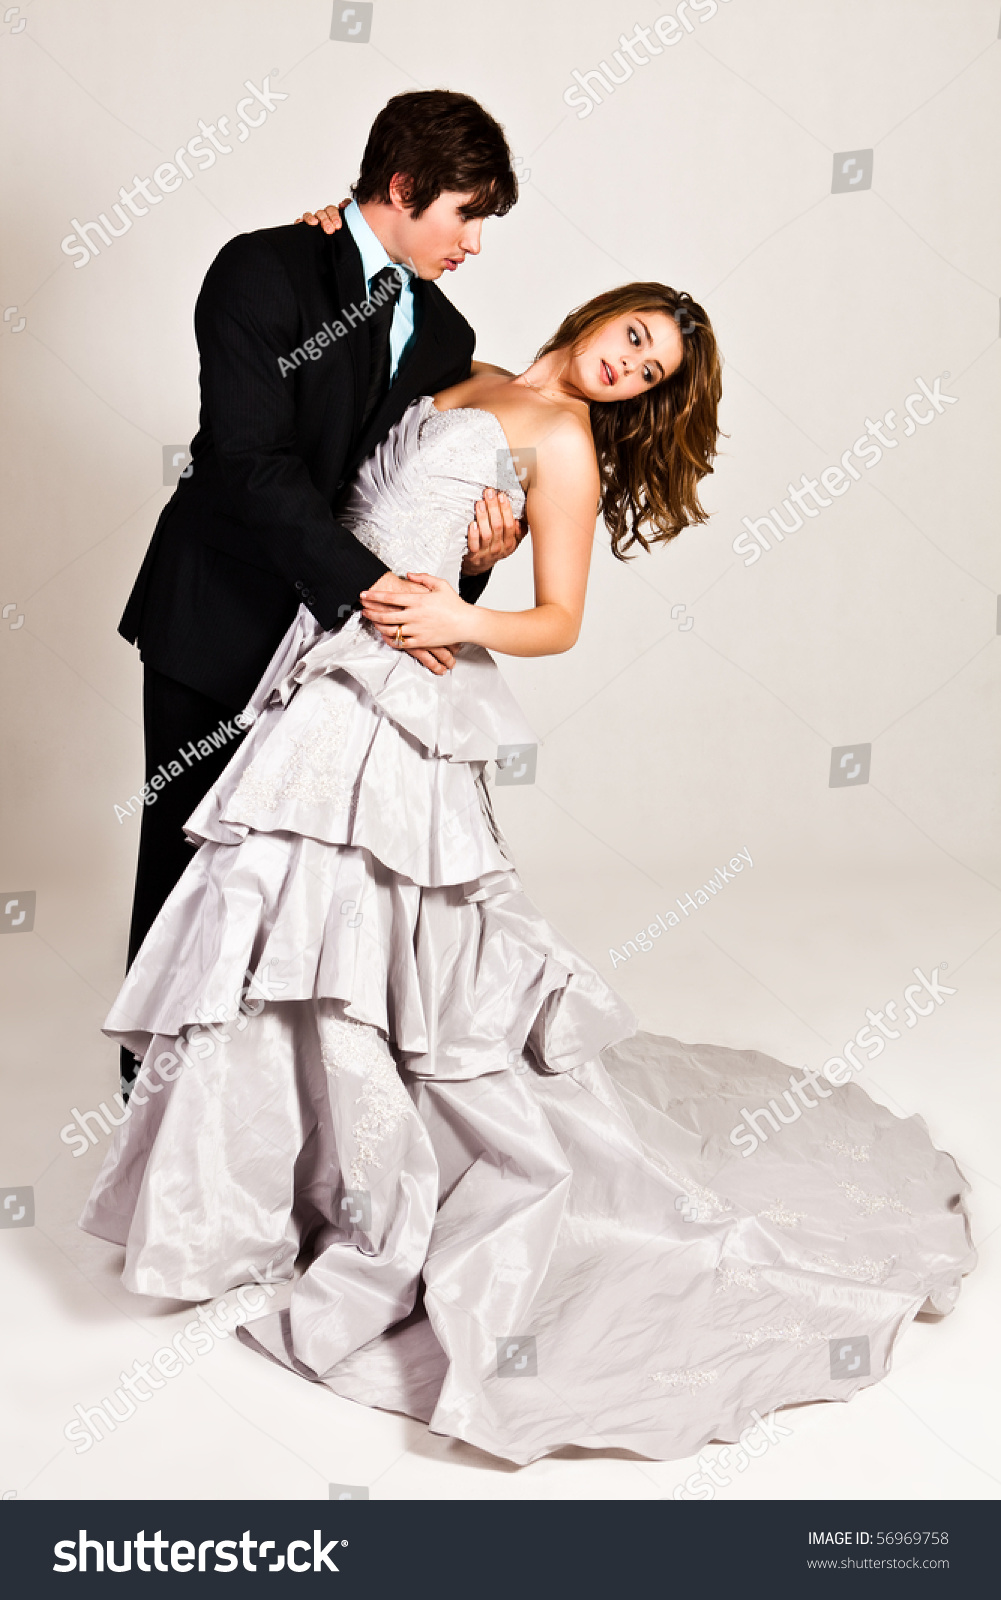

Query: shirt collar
(343, 200), (412, 292)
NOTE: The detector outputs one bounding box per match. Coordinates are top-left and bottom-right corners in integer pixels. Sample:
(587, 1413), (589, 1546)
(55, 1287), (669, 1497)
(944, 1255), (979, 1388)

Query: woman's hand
(359, 574), (473, 651)
(293, 203), (349, 233)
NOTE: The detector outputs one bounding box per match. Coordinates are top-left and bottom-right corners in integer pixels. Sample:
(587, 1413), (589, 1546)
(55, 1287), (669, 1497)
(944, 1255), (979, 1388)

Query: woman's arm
(469, 360), (515, 378)
(464, 418), (598, 655)
(359, 415), (599, 658)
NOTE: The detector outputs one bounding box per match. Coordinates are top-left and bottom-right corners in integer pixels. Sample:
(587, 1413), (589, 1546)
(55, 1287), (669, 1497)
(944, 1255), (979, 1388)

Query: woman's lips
(600, 359), (617, 386)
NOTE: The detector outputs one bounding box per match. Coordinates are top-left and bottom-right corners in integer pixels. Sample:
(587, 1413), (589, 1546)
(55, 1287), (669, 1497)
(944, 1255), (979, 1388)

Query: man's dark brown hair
(352, 90), (518, 220)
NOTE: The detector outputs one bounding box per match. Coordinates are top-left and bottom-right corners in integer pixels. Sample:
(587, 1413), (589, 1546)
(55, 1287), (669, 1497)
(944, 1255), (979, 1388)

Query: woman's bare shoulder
(526, 396), (597, 470)
(432, 377), (595, 475)
(491, 386), (591, 442)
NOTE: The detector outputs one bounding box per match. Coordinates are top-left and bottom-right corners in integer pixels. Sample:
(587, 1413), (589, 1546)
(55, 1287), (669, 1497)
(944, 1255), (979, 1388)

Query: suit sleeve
(458, 569), (490, 604)
(194, 233), (387, 630)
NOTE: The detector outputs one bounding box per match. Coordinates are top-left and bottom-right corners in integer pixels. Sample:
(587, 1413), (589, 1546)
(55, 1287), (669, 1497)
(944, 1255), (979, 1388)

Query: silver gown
(81, 395), (975, 1466)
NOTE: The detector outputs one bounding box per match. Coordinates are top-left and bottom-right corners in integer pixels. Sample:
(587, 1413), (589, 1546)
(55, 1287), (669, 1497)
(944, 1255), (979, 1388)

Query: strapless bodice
(340, 395), (526, 584)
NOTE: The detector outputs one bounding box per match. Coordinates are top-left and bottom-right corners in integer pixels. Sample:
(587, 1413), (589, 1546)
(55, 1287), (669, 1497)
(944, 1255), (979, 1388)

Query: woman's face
(568, 310), (685, 402)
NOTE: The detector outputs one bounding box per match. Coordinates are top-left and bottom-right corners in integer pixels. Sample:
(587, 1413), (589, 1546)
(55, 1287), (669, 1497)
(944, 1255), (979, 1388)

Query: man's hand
(462, 486), (528, 576)
(294, 202), (350, 234)
(360, 572), (460, 675)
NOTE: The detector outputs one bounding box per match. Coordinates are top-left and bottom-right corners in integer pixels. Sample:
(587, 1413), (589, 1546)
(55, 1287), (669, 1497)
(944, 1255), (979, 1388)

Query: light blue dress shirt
(343, 200), (416, 380)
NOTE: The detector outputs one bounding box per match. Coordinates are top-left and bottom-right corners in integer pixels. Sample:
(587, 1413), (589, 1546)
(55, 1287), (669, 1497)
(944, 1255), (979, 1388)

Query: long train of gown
(81, 396), (975, 1466)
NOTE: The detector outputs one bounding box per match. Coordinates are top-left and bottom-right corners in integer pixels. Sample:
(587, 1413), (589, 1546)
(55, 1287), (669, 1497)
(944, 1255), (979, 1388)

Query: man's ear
(388, 172), (416, 213)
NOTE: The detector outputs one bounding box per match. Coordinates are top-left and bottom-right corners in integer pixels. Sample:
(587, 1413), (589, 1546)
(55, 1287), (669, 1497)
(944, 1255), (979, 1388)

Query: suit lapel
(323, 218), (369, 432)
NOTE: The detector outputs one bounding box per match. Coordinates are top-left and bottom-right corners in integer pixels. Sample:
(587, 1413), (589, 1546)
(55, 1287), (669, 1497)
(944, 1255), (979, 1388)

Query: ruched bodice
(341, 395), (526, 584)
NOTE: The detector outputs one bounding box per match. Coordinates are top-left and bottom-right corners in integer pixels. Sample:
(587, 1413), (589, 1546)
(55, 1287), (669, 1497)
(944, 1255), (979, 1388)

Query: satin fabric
(81, 398), (975, 1465)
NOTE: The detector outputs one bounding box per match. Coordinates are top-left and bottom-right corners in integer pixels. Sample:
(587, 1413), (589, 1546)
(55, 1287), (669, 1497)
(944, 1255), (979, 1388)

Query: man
(118, 90), (524, 1093)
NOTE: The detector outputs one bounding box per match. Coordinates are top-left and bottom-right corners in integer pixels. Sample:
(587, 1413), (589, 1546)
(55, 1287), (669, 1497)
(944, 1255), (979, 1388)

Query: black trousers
(120, 668), (249, 1085)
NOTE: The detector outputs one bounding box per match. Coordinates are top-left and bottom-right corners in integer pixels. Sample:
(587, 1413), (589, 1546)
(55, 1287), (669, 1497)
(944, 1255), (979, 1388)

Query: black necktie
(361, 266), (404, 430)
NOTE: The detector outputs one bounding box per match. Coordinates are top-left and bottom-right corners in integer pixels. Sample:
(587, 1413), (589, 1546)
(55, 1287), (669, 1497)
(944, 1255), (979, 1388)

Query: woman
(81, 283), (973, 1467)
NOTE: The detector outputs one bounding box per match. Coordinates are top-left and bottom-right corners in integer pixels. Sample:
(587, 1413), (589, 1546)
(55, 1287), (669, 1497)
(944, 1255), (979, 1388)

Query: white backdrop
(1, 0), (998, 1502)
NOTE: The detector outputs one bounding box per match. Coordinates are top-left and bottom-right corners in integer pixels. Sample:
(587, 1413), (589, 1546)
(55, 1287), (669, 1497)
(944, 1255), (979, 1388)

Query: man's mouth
(600, 359), (617, 387)
(444, 256), (464, 272)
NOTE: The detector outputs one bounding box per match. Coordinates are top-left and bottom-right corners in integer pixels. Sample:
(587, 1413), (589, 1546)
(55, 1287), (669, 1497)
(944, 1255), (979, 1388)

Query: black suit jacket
(119, 218), (485, 708)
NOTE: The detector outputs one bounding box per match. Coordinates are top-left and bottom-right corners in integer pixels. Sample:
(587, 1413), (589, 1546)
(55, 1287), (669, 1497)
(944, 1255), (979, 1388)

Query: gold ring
(395, 625), (404, 647)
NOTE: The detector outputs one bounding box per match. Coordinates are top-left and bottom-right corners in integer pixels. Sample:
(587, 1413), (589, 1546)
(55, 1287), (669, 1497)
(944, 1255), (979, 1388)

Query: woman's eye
(642, 366), (653, 383)
(628, 326), (639, 345)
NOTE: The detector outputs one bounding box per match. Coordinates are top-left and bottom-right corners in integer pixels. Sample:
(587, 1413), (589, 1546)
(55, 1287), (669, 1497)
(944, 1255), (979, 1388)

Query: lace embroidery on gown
(714, 1265), (761, 1295)
(813, 1254), (894, 1284)
(652, 1368), (720, 1394)
(319, 1015), (413, 1191)
(839, 1182), (911, 1217)
(757, 1201), (804, 1228)
(826, 1138), (871, 1162)
(231, 696), (352, 814)
(739, 1321), (829, 1350)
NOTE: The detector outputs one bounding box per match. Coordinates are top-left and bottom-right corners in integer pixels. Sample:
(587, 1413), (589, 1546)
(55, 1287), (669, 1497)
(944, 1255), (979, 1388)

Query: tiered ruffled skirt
(81, 609), (975, 1465)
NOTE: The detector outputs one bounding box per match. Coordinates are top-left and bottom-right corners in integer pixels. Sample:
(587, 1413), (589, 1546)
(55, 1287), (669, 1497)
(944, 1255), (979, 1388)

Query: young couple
(83, 90), (973, 1466)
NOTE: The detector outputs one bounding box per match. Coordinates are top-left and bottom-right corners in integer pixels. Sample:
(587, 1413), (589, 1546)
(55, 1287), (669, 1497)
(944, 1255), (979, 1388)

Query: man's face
(392, 187), (485, 280)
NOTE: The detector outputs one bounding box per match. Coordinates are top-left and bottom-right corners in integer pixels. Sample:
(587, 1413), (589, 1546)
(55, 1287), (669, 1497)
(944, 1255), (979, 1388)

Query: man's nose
(459, 218), (483, 255)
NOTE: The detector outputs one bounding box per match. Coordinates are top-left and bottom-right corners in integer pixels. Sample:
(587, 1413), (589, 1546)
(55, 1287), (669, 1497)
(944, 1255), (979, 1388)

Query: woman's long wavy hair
(535, 283), (723, 558)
